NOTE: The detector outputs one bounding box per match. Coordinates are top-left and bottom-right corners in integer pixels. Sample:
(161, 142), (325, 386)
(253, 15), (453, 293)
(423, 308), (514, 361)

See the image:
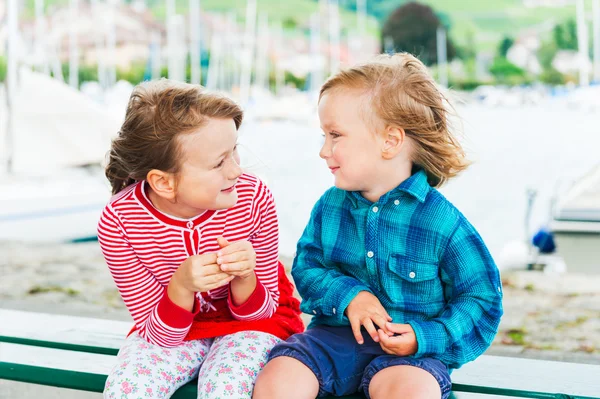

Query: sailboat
(0, 1), (120, 243)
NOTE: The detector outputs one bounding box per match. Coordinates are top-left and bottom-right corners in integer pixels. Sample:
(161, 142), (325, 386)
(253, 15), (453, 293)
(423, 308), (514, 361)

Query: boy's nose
(319, 143), (330, 159)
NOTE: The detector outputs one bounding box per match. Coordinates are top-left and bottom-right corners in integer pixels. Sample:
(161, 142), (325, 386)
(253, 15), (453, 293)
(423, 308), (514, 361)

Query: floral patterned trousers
(104, 330), (281, 399)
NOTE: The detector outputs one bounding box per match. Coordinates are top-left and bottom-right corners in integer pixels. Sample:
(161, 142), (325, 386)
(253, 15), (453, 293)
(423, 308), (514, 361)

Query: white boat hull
(0, 168), (110, 242)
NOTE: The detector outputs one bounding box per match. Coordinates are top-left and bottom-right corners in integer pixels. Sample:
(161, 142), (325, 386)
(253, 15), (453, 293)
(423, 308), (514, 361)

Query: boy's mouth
(329, 167), (340, 174)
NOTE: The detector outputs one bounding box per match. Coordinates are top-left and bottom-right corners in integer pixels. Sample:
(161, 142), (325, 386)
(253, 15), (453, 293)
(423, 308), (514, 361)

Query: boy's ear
(146, 169), (177, 200)
(381, 126), (405, 159)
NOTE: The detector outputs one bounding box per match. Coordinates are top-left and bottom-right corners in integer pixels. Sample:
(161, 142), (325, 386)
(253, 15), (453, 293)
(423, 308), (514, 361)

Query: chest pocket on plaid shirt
(384, 254), (444, 305)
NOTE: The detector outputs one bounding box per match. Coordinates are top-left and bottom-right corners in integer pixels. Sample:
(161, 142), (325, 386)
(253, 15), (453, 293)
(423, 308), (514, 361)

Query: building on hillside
(507, 33), (542, 75)
(523, 0), (575, 7)
(553, 50), (592, 75)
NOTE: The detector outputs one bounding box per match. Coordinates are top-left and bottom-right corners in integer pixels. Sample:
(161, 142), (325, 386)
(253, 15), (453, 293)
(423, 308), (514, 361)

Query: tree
(0, 57), (6, 82)
(553, 19), (577, 50)
(498, 36), (514, 58)
(381, 2), (456, 65)
(489, 57), (527, 85)
(539, 67), (565, 85)
(537, 40), (558, 70)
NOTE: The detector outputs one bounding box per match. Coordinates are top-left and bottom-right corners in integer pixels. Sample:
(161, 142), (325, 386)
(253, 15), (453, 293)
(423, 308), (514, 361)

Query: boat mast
(4, 0), (19, 174)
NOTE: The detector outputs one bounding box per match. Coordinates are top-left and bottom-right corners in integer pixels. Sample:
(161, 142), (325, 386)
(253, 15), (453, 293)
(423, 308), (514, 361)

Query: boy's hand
(216, 237), (256, 279)
(377, 322), (418, 356)
(345, 291), (393, 344)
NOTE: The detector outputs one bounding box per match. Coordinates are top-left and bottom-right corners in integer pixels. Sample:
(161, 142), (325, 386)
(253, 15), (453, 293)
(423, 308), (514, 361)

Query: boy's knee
(253, 356), (319, 399)
(368, 365), (442, 399)
(370, 384), (441, 399)
(253, 361), (286, 397)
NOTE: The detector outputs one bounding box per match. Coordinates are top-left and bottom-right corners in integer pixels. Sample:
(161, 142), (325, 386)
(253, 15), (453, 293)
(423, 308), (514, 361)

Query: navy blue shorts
(268, 325), (452, 398)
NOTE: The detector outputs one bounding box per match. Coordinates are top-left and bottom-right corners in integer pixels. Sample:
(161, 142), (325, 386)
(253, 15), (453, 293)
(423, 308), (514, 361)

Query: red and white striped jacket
(97, 174), (300, 347)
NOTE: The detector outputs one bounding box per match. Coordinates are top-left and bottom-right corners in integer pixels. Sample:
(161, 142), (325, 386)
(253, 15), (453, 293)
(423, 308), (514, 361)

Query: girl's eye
(330, 131), (340, 138)
(215, 160), (225, 169)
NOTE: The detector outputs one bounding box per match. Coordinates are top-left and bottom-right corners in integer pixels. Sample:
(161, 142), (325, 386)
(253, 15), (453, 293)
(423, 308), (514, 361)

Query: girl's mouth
(221, 185), (236, 193)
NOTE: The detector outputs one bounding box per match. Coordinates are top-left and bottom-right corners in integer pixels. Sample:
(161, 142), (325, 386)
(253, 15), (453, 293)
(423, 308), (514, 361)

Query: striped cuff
(156, 288), (200, 329)
(228, 279), (268, 318)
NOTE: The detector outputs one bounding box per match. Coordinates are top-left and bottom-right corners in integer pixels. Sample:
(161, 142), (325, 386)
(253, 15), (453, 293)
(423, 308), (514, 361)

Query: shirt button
(367, 251), (374, 258)
(394, 200), (400, 205)
(372, 206), (379, 213)
(498, 286), (502, 293)
(409, 271), (416, 279)
(332, 307), (336, 315)
(313, 310), (317, 315)
(186, 221), (193, 229)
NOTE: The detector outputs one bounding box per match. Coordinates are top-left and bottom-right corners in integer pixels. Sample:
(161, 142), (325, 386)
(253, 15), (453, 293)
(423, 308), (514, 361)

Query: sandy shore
(1, 241), (599, 398)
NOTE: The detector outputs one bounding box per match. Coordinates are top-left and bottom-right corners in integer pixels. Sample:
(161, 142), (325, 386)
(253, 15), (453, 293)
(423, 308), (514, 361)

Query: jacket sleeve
(408, 219), (504, 369)
(292, 197), (372, 324)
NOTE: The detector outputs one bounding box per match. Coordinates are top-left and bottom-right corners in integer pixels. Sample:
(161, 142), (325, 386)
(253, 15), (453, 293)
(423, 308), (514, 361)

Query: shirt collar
(394, 169), (430, 203)
(346, 169), (430, 206)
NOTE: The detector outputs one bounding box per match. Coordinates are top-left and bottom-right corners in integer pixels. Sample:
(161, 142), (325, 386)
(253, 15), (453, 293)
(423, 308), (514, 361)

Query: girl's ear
(146, 169), (177, 200)
(382, 126), (405, 159)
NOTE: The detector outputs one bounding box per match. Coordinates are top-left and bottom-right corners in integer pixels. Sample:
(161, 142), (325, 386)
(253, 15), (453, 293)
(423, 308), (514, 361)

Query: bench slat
(0, 335), (119, 355)
(452, 355), (600, 397)
(2, 310), (600, 399)
(0, 342), (115, 374)
(451, 383), (597, 399)
(0, 343), (199, 398)
(0, 362), (108, 393)
(0, 362), (199, 399)
(0, 309), (130, 350)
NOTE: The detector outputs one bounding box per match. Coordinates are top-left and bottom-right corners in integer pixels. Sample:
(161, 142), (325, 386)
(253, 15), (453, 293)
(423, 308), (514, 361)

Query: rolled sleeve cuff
(323, 277), (372, 324)
(408, 319), (448, 359)
(228, 279), (268, 318)
(157, 289), (201, 329)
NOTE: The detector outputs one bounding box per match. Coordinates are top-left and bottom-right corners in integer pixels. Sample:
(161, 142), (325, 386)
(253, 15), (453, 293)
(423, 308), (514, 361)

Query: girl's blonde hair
(106, 79), (243, 195)
(319, 52), (469, 187)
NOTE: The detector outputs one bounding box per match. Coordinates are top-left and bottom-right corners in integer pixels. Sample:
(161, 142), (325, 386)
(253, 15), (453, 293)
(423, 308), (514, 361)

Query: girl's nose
(230, 157), (243, 179)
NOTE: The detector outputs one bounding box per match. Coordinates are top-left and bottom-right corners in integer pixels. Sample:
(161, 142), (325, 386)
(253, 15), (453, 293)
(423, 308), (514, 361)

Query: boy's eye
(215, 159), (225, 168)
(329, 131), (341, 138)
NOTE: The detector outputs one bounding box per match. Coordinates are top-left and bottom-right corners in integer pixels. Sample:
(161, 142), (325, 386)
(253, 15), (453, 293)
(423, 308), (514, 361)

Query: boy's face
(318, 89), (386, 195)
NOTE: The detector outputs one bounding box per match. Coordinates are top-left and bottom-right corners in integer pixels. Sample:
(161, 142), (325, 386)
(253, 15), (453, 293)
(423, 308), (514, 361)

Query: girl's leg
(103, 333), (212, 399)
(196, 330), (281, 399)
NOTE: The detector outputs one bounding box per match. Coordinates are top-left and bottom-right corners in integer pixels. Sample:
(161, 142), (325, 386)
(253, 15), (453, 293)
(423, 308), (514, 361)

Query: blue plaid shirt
(292, 170), (503, 369)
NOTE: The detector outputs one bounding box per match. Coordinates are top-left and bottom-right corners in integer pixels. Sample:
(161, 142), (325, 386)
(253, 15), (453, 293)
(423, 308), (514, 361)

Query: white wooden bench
(1, 309), (599, 399)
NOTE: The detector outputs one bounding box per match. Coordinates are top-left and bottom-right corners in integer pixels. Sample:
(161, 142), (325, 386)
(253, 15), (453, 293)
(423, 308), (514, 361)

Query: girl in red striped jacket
(98, 80), (303, 399)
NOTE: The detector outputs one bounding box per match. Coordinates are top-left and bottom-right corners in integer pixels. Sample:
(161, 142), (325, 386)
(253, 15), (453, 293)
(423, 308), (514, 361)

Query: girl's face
(172, 118), (242, 218)
(318, 89), (387, 199)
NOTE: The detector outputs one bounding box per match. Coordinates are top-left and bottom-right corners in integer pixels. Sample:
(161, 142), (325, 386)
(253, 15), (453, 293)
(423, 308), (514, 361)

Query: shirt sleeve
(228, 180), (279, 320)
(408, 218), (504, 369)
(292, 197), (372, 324)
(97, 205), (200, 347)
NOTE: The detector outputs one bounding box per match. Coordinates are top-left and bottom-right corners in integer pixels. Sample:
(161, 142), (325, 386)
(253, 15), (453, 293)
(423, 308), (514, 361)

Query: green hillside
(24, 0), (588, 52)
(24, 0), (380, 37)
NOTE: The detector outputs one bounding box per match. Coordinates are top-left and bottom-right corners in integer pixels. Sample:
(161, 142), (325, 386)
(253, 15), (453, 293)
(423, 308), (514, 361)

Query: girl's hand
(172, 253), (235, 293)
(216, 237), (256, 279)
(377, 322), (418, 356)
(345, 291), (393, 344)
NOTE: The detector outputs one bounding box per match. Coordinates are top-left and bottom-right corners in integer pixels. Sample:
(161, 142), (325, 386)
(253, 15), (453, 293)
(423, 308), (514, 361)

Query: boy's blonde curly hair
(319, 52), (469, 187)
